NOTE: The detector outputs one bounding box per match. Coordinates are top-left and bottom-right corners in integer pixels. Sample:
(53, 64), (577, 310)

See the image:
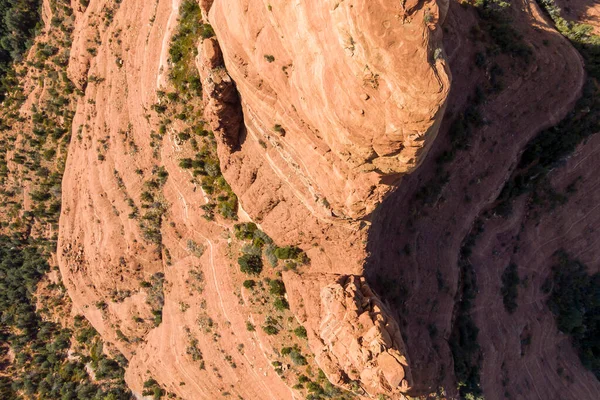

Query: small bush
(262, 325), (279, 335)
(289, 349), (307, 366)
(273, 297), (289, 311)
(238, 254), (263, 275)
(273, 246), (302, 260)
(294, 326), (307, 339)
(268, 279), (286, 296)
(234, 222), (257, 240)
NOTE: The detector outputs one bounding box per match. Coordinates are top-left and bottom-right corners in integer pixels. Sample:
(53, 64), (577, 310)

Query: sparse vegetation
(545, 251), (600, 379)
(262, 324), (279, 335)
(494, 0), (600, 215)
(145, 272), (165, 327)
(168, 0), (203, 96)
(0, 0), (42, 100)
(0, 236), (132, 399)
(294, 326), (307, 339)
(238, 254), (263, 275)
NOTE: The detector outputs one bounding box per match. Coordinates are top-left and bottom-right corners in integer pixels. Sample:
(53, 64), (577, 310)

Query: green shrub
(234, 222), (257, 240)
(273, 297), (289, 311)
(199, 23), (215, 39)
(294, 326), (307, 339)
(273, 245), (301, 260)
(243, 280), (256, 289)
(238, 254), (263, 275)
(179, 158), (193, 168)
(268, 279), (286, 296)
(289, 349), (307, 366)
(168, 0), (204, 96)
(262, 325), (279, 335)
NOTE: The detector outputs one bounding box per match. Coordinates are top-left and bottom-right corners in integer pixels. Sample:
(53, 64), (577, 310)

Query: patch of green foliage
(262, 324), (279, 335)
(546, 251), (600, 379)
(268, 279), (286, 296)
(234, 222), (258, 240)
(0, 236), (132, 399)
(238, 254), (263, 275)
(0, 0), (42, 101)
(168, 0), (204, 96)
(294, 326), (307, 339)
(243, 279), (256, 289)
(179, 138), (238, 221)
(273, 245), (302, 260)
(281, 345), (308, 366)
(142, 378), (166, 400)
(303, 369), (356, 399)
(144, 272), (165, 327)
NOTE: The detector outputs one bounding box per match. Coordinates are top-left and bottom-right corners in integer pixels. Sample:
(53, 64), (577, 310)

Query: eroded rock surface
(207, 0), (451, 220)
(286, 273), (412, 397)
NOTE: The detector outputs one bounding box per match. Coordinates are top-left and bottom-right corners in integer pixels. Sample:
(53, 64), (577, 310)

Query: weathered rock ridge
(52, 0), (598, 398)
(206, 0), (451, 220)
(197, 1), (450, 396)
(286, 273), (412, 397)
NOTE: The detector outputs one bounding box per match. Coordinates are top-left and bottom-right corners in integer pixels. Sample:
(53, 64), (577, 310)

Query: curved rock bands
(285, 272), (412, 398)
(207, 0), (451, 219)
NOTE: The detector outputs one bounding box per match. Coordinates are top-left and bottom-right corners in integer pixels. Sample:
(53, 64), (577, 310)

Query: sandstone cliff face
(52, 0), (599, 399)
(196, 2), (450, 395)
(207, 0), (451, 220)
(285, 273), (412, 397)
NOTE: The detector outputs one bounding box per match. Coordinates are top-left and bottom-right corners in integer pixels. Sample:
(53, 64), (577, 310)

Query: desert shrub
(262, 325), (279, 335)
(289, 349), (308, 366)
(234, 222), (257, 240)
(241, 243), (262, 256)
(238, 254), (263, 275)
(294, 326), (307, 339)
(273, 297), (289, 311)
(168, 0), (203, 96)
(264, 244), (278, 267)
(268, 279), (286, 296)
(243, 279), (256, 289)
(252, 229), (272, 248)
(187, 239), (205, 257)
(273, 245), (301, 260)
(199, 23), (215, 39)
(179, 158), (193, 168)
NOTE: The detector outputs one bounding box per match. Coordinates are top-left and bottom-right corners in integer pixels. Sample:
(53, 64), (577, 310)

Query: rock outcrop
(196, 0), (450, 396)
(286, 273), (412, 397)
(206, 0), (451, 220)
